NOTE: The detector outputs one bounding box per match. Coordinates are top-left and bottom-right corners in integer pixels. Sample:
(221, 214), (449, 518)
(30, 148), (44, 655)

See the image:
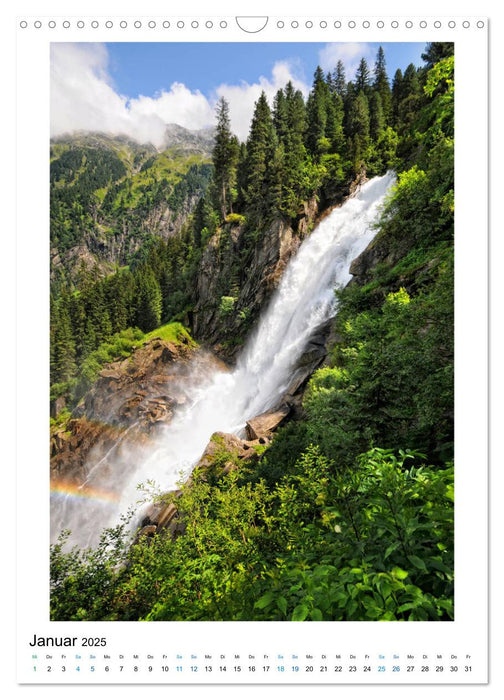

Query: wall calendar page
(10, 0), (492, 695)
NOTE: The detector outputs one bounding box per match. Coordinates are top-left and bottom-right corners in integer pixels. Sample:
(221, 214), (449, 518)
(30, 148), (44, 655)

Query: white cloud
(51, 43), (214, 147)
(215, 61), (308, 141)
(50, 43), (309, 147)
(318, 43), (374, 80)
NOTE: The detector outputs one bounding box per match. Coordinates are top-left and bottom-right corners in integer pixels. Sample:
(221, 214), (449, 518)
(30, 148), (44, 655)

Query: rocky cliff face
(191, 171), (370, 357)
(50, 336), (227, 488)
(192, 197), (319, 354)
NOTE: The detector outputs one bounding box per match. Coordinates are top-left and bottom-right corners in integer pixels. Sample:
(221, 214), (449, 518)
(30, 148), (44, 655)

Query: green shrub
(225, 213), (246, 225)
(219, 296), (236, 317)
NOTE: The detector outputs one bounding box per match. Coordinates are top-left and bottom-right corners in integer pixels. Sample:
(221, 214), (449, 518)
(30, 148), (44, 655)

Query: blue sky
(51, 42), (427, 146)
(106, 42), (426, 100)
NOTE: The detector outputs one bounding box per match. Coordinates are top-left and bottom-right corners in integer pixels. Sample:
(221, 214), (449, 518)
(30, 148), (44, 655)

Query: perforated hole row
(18, 18), (486, 30)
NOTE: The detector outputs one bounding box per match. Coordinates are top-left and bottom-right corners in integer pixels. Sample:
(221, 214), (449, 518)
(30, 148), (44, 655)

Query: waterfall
(51, 172), (395, 548)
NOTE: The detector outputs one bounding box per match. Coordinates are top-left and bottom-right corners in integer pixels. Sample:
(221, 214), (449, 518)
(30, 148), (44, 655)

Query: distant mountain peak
(51, 125), (216, 155)
(162, 124), (215, 154)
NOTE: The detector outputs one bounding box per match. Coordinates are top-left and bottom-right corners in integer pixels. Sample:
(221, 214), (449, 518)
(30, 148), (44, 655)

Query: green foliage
(144, 322), (194, 345)
(135, 265), (163, 332)
(421, 43), (454, 69)
(219, 296), (236, 317)
(320, 153), (344, 189)
(308, 251), (453, 466)
(50, 522), (132, 621)
(50, 447), (453, 621)
(50, 407), (72, 431)
(71, 327), (143, 401)
(225, 213), (246, 225)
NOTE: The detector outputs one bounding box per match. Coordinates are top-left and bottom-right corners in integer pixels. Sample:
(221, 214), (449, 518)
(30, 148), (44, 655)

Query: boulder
(81, 340), (228, 430)
(50, 395), (66, 419)
(197, 431), (245, 469)
(245, 405), (291, 440)
(133, 525), (157, 545)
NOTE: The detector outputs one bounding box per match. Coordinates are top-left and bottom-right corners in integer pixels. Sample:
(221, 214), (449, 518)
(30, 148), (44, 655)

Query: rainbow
(50, 480), (120, 504)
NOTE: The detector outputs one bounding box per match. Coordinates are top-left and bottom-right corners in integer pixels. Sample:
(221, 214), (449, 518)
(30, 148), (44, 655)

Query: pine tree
(421, 42), (454, 69)
(396, 64), (422, 131)
(391, 68), (403, 126)
(135, 266), (162, 332)
(212, 97), (237, 220)
(373, 46), (392, 122)
(81, 316), (97, 361)
(355, 58), (371, 93)
(343, 81), (356, 140)
(273, 88), (289, 145)
(306, 66), (331, 156)
(68, 293), (86, 361)
(52, 294), (77, 385)
(348, 92), (370, 170)
(333, 60), (347, 98)
(235, 141), (248, 210)
(245, 91), (276, 220)
(192, 195), (211, 248)
(284, 82), (307, 158)
(370, 92), (385, 142)
(327, 91), (345, 154)
(281, 82), (308, 214)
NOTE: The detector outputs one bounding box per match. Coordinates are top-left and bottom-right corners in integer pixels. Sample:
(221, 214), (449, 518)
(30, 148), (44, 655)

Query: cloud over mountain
(51, 43), (308, 146)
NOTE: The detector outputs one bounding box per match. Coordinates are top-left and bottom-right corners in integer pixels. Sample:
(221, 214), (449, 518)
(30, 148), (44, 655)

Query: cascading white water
(51, 172), (395, 548)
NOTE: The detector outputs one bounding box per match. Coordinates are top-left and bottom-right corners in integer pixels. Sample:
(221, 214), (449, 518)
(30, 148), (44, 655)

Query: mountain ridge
(50, 127), (214, 287)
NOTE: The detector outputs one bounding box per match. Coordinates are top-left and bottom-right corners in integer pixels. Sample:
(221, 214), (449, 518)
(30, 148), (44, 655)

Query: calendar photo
(48, 39), (455, 623)
(12, 9), (491, 685)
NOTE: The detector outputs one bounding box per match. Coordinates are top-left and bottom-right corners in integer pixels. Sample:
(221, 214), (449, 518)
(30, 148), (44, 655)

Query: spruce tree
(373, 46), (392, 122)
(245, 91), (276, 220)
(273, 88), (289, 146)
(396, 64), (422, 131)
(284, 82), (307, 157)
(281, 82), (308, 214)
(235, 141), (248, 210)
(348, 92), (370, 170)
(343, 81), (357, 140)
(212, 97), (237, 220)
(421, 42), (454, 69)
(402, 63), (421, 95)
(267, 142), (285, 214)
(355, 58), (371, 93)
(52, 295), (77, 385)
(306, 66), (331, 157)
(391, 68), (403, 126)
(326, 71), (335, 93)
(81, 316), (97, 361)
(192, 195), (210, 248)
(104, 274), (130, 334)
(68, 293), (86, 361)
(135, 266), (162, 332)
(370, 92), (385, 142)
(333, 60), (347, 98)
